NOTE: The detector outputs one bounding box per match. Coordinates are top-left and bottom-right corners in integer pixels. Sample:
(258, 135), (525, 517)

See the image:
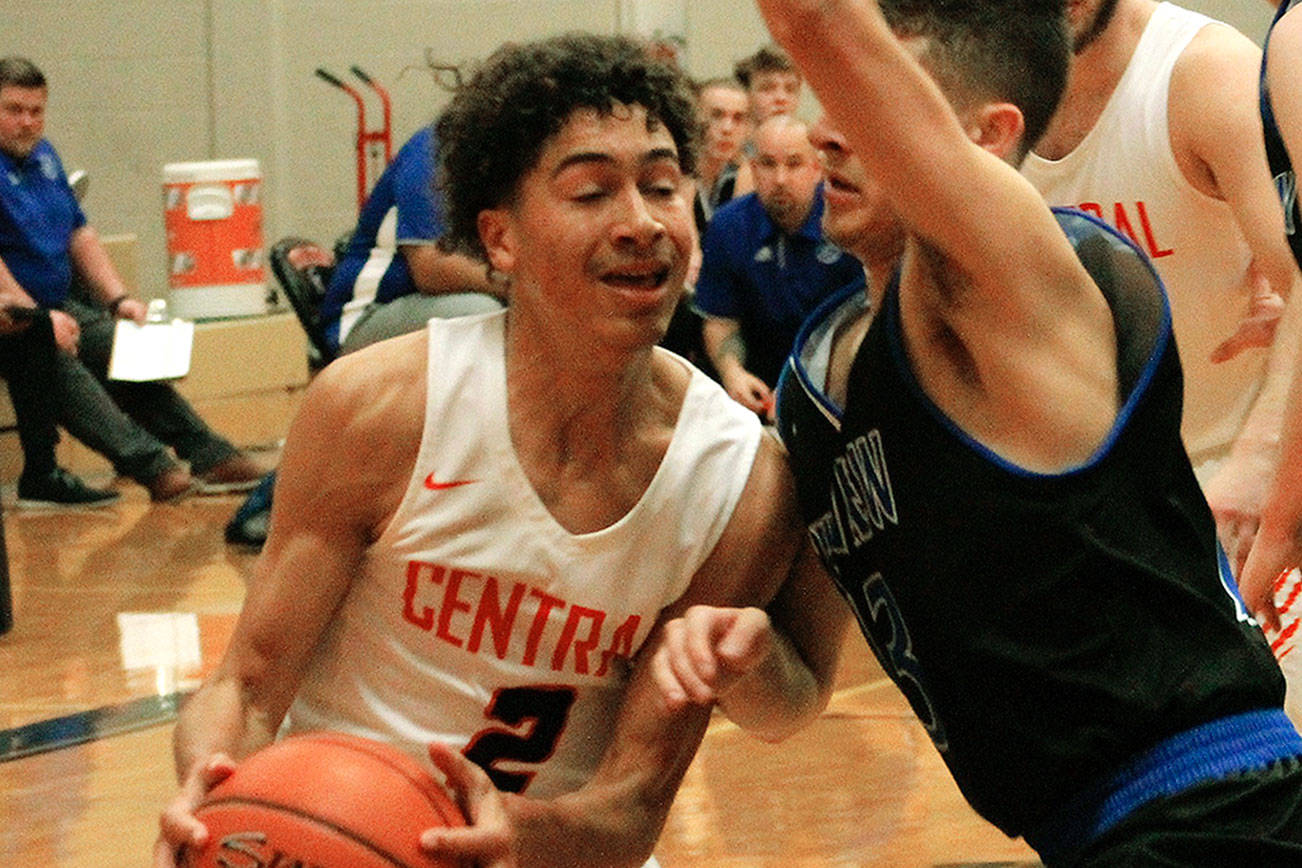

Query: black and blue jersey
(776, 210), (1287, 844)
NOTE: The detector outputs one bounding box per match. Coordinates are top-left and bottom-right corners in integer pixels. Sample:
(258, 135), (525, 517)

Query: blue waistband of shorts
(1024, 709), (1302, 862)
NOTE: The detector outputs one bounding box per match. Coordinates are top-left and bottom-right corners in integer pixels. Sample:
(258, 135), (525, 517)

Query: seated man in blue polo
(695, 114), (862, 420)
(0, 56), (263, 505)
(320, 124), (502, 356)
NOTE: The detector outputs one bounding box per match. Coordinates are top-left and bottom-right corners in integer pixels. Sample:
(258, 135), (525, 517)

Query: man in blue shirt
(0, 57), (264, 504)
(695, 114), (862, 419)
(320, 125), (501, 356)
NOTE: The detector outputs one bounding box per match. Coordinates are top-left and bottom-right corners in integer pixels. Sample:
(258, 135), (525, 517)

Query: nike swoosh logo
(424, 474), (477, 491)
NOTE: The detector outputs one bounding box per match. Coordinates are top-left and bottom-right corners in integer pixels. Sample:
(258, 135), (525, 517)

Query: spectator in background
(0, 56), (263, 504)
(733, 43), (803, 124)
(692, 77), (754, 234)
(695, 114), (862, 420)
(0, 307), (118, 508)
(661, 77), (756, 378)
(320, 124), (503, 357)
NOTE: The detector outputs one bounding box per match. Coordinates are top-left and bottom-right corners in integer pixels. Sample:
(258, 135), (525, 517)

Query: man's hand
(50, 309), (80, 355)
(650, 605), (776, 710)
(1203, 451), (1278, 578)
(421, 743), (517, 868)
(1211, 265), (1287, 363)
(112, 296), (149, 324)
(720, 368), (775, 421)
(152, 753), (237, 867)
(1238, 527), (1301, 634)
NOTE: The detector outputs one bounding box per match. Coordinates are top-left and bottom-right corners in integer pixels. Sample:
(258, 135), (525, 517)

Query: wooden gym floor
(0, 473), (1040, 867)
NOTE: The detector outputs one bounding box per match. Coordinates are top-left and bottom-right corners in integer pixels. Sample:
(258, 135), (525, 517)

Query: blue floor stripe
(0, 691), (190, 762)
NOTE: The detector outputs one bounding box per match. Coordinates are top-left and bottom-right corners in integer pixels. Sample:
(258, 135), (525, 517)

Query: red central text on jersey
(1075, 200), (1173, 259)
(401, 560), (640, 678)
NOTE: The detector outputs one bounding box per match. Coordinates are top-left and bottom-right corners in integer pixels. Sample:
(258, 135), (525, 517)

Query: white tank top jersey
(284, 310), (762, 800)
(1021, 2), (1263, 463)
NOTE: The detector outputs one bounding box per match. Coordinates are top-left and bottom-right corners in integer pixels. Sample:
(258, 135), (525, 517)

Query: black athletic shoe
(16, 468), (121, 509)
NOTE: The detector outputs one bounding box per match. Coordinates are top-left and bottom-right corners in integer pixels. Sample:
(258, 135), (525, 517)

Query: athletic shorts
(1065, 755), (1302, 866)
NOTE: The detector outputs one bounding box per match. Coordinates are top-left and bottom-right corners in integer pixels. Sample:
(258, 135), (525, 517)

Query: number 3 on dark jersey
(463, 685), (578, 793)
(849, 572), (948, 753)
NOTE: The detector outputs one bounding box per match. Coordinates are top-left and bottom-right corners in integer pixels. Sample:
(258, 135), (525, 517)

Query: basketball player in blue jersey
(653, 0), (1302, 863)
(154, 33), (844, 868)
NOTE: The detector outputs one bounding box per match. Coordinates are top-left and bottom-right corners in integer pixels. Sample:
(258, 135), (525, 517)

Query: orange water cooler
(162, 159), (267, 319)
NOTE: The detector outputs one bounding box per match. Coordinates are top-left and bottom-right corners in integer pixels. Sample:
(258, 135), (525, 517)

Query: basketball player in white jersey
(1021, 0), (1302, 575)
(153, 33), (844, 868)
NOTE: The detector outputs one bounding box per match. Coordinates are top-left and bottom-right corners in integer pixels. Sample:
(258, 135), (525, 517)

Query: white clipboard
(107, 318), (195, 382)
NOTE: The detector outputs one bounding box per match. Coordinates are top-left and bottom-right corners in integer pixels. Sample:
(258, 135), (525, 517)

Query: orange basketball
(181, 731), (467, 868)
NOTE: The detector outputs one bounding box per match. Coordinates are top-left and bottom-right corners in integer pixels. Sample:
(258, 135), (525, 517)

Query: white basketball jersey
(284, 310), (762, 799)
(1022, 3), (1263, 463)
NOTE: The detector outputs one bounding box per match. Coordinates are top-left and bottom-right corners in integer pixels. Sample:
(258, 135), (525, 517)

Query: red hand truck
(315, 65), (393, 214)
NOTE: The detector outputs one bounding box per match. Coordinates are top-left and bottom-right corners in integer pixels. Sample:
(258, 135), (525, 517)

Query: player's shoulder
(1173, 14), (1261, 84)
(1167, 15), (1263, 154)
(686, 428), (802, 609)
(735, 430), (799, 525)
(1272, 5), (1302, 55)
(303, 332), (427, 432)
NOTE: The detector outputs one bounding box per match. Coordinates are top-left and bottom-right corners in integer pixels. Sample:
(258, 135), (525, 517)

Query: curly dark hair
(436, 32), (699, 262)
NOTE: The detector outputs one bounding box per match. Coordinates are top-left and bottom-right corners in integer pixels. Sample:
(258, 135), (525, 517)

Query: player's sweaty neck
(1034, 0), (1154, 162)
(505, 331), (686, 536)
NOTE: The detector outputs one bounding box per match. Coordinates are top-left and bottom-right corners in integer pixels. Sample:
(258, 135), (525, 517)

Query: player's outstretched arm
(1174, 24), (1296, 319)
(1231, 5), (1302, 610)
(759, 0), (1119, 474)
(1239, 337), (1302, 632)
(652, 541), (849, 742)
(1182, 23), (1302, 567)
(1206, 283), (1302, 575)
(154, 343), (421, 865)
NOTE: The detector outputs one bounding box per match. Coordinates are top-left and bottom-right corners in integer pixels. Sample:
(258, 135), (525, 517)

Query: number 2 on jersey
(463, 685), (578, 793)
